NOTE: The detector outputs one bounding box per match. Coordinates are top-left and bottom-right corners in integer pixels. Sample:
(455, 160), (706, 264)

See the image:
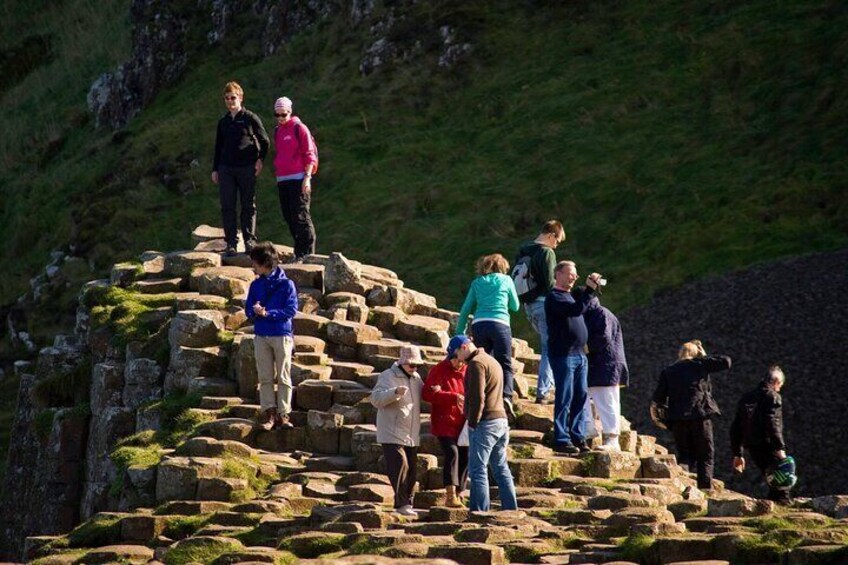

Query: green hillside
(2, 0), (847, 341)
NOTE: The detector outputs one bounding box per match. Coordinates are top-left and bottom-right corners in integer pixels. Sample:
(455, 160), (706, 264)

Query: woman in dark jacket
(583, 295), (629, 451)
(422, 335), (470, 507)
(651, 340), (732, 490)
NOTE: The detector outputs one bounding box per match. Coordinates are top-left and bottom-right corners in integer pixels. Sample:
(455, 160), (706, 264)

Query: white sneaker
(598, 437), (621, 452)
(395, 505), (417, 517)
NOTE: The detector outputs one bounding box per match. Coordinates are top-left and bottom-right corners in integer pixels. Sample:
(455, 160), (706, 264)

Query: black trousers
(382, 444), (418, 508)
(471, 321), (515, 401)
(749, 446), (792, 502)
(218, 164), (257, 248)
(277, 179), (316, 258)
(670, 418), (714, 489)
(438, 436), (469, 489)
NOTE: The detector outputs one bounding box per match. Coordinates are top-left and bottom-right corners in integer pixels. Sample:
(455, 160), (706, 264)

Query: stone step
(683, 516), (749, 533)
(304, 455), (356, 472)
(187, 377), (238, 397)
(195, 418), (259, 445)
(200, 396), (244, 410)
(227, 403), (262, 420)
(294, 335), (327, 353)
(132, 277), (183, 294)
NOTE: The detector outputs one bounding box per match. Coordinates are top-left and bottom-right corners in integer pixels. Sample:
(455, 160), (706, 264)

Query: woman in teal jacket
(456, 253), (520, 418)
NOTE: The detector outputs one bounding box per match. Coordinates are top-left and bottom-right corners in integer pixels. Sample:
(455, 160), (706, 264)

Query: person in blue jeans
(455, 339), (518, 512)
(456, 253), (520, 421)
(515, 220), (566, 405)
(545, 260), (602, 455)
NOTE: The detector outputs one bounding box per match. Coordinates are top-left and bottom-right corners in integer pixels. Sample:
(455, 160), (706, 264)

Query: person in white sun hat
(370, 345), (425, 516)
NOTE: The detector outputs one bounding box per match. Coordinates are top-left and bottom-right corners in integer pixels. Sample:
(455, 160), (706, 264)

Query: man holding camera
(545, 261), (602, 454)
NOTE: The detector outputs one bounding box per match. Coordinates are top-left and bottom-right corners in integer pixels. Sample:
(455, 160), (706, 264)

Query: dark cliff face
(87, 0), (474, 130)
(619, 248), (848, 498)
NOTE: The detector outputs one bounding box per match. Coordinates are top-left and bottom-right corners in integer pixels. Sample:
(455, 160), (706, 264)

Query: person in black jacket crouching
(651, 340), (732, 490)
(730, 365), (793, 503)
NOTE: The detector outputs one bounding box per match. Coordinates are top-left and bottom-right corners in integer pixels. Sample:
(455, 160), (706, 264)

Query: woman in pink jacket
(272, 97), (318, 262)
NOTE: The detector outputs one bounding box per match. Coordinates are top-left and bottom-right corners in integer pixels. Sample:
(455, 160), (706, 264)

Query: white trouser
(255, 335), (294, 414)
(588, 385), (621, 436)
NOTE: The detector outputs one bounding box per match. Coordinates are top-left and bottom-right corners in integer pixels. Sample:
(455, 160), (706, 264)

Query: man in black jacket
(211, 81), (270, 256)
(730, 365), (792, 503)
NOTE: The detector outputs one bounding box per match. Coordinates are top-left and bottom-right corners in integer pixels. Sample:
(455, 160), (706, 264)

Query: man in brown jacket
(456, 339), (518, 511)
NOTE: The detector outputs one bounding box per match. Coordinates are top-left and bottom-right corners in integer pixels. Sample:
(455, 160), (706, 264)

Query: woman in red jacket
(423, 335), (471, 507)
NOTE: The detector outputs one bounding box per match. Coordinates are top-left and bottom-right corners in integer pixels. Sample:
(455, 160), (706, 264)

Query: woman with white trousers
(581, 290), (629, 451)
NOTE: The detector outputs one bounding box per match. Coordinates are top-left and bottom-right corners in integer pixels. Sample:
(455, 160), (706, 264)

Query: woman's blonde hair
(678, 340), (707, 360)
(476, 253), (509, 276)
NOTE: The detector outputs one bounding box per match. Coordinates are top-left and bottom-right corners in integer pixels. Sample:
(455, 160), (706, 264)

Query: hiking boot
(535, 392), (554, 405)
(224, 245), (238, 257)
(504, 398), (517, 424)
(445, 485), (462, 508)
(554, 443), (580, 455)
(394, 505), (417, 517)
(258, 407), (277, 431)
(245, 240), (257, 253)
(277, 414), (294, 429)
(574, 440), (591, 453)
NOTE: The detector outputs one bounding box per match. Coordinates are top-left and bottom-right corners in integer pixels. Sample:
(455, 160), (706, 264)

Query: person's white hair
(768, 365), (785, 385)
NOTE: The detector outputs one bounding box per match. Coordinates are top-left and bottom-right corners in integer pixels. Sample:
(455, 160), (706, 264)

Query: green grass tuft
(278, 533), (345, 558)
(163, 537), (242, 565)
(617, 534), (656, 561)
(221, 456), (271, 502)
(107, 392), (207, 499)
(33, 409), (57, 440)
(734, 533), (789, 562)
(511, 443), (537, 459)
(32, 357), (92, 408)
(230, 526), (279, 548)
(66, 513), (122, 548)
(161, 514), (211, 540)
(217, 330), (235, 347)
(86, 287), (176, 348)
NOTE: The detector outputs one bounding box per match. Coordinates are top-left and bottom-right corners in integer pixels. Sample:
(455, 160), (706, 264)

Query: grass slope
(1, 0), (847, 323)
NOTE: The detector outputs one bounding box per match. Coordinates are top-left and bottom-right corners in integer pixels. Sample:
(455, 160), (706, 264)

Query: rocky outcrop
(6, 227), (848, 564)
(0, 338), (90, 558)
(88, 0), (476, 129)
(87, 0), (190, 129)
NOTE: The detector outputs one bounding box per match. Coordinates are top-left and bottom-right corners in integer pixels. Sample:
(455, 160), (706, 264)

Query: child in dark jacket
(652, 340), (732, 490)
(245, 242), (299, 430)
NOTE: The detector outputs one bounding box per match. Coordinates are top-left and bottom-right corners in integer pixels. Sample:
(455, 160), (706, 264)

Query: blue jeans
(471, 321), (514, 401)
(525, 299), (553, 400)
(550, 354), (589, 446)
(468, 418), (518, 512)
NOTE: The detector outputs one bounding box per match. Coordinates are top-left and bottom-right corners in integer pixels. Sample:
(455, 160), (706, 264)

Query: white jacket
(370, 363), (423, 446)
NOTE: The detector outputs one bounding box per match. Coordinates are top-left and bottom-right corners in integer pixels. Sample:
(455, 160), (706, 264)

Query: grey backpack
(511, 254), (537, 298)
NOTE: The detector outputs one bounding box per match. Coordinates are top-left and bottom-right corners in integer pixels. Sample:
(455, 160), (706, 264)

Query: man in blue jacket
(245, 242), (299, 430)
(545, 261), (601, 454)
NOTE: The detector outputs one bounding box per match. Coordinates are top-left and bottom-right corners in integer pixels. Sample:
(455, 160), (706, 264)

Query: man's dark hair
(248, 242), (279, 268)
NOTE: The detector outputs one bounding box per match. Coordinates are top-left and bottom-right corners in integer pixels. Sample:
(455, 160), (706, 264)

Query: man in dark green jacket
(515, 220), (565, 405)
